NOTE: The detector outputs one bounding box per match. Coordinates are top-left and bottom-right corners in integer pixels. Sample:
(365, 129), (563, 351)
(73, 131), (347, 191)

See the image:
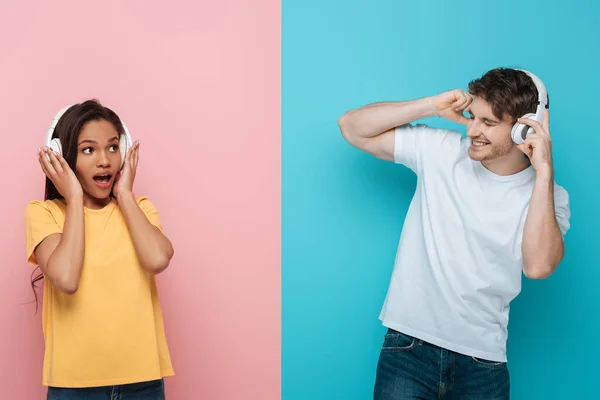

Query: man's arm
(516, 111), (566, 279)
(521, 173), (564, 279)
(337, 89), (472, 161)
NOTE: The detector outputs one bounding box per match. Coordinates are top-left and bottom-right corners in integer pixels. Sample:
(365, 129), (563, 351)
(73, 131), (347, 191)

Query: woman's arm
(114, 141), (174, 274)
(33, 148), (85, 294)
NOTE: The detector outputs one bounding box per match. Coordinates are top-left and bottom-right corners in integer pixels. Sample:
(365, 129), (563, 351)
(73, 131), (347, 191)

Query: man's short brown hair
(468, 68), (544, 123)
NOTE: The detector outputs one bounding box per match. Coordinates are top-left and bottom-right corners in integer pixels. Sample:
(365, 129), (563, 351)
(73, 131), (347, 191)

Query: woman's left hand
(114, 141), (140, 199)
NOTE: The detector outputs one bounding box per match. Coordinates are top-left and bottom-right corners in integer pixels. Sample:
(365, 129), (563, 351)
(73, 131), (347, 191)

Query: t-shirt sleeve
(137, 197), (163, 231)
(24, 201), (62, 265)
(553, 184), (571, 237)
(393, 123), (463, 173)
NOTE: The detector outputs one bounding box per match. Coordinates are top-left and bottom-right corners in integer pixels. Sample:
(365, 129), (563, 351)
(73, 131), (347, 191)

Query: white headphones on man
(45, 103), (133, 169)
(510, 69), (548, 144)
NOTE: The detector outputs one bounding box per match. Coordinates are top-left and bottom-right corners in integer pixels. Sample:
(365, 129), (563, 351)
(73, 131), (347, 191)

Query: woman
(25, 99), (175, 399)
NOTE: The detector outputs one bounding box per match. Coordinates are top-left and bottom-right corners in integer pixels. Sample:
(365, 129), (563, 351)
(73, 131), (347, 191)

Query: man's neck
(481, 153), (531, 176)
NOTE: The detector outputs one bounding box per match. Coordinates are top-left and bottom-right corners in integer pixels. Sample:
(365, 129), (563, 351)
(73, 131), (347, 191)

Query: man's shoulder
(397, 123), (467, 153)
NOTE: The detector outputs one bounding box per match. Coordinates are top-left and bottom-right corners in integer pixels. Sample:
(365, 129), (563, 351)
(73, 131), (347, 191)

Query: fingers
(56, 151), (70, 170)
(457, 112), (470, 126)
(516, 142), (533, 158)
(523, 134), (541, 150)
(129, 143), (136, 170)
(523, 133), (550, 146)
(133, 141), (139, 169)
(464, 94), (473, 110)
(517, 117), (549, 138)
(47, 149), (64, 173)
(38, 149), (52, 178)
(126, 142), (139, 171)
(542, 109), (550, 131)
(453, 92), (473, 111)
(122, 144), (132, 172)
(38, 148), (57, 177)
(38, 148), (74, 187)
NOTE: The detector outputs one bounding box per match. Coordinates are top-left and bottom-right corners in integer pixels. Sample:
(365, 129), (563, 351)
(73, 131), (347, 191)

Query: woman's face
(74, 119), (122, 206)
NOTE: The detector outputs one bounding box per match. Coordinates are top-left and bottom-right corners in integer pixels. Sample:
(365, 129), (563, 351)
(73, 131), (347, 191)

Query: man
(338, 68), (570, 399)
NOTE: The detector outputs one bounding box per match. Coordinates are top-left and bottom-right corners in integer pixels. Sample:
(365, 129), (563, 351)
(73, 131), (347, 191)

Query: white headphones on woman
(510, 69), (548, 144)
(45, 103), (133, 169)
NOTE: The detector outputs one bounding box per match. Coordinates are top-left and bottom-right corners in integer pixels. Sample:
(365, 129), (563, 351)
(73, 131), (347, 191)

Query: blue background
(282, 0), (599, 398)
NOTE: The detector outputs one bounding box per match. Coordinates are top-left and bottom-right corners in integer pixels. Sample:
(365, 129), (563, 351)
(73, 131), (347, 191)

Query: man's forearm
(522, 172), (564, 279)
(338, 97), (435, 140)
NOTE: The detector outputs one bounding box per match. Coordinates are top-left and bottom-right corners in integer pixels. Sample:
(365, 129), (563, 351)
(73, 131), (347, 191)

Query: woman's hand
(38, 147), (83, 202)
(114, 141), (140, 200)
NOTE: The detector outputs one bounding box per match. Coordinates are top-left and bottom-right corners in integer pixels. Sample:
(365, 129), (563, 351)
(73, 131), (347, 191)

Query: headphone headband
(515, 69), (548, 110)
(510, 69), (549, 144)
(45, 104), (75, 148)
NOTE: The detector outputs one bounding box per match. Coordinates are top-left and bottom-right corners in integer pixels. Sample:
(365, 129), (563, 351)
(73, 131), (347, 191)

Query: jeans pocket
(471, 356), (507, 369)
(381, 330), (417, 352)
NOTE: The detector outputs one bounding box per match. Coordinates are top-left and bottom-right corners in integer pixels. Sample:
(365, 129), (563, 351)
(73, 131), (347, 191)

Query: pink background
(0, 1), (280, 399)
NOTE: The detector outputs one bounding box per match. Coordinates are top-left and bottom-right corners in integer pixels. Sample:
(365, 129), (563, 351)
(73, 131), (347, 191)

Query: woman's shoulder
(24, 199), (66, 225)
(135, 195), (158, 209)
(25, 198), (66, 214)
(112, 196), (159, 214)
(135, 195), (151, 203)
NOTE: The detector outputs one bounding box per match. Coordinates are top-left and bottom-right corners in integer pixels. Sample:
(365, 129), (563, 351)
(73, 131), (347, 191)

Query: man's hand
(431, 89), (474, 125)
(516, 110), (553, 178)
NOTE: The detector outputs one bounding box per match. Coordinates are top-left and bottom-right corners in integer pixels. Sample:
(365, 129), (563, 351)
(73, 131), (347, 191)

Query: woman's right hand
(38, 147), (83, 202)
(431, 89), (473, 126)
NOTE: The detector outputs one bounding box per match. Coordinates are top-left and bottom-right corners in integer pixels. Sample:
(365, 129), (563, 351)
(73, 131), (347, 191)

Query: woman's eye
(82, 147), (93, 154)
(110, 145), (119, 152)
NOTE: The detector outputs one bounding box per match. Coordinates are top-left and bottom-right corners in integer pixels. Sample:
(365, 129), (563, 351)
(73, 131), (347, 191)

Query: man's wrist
(427, 96), (439, 118)
(415, 96), (438, 119)
(535, 165), (554, 183)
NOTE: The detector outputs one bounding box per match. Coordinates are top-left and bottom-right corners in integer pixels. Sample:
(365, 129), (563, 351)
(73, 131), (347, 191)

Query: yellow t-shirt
(24, 196), (175, 388)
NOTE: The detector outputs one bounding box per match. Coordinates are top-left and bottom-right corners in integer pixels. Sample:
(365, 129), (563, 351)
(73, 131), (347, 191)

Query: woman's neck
(83, 195), (112, 210)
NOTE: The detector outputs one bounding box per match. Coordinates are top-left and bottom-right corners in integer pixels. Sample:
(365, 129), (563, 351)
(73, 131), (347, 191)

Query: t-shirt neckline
(473, 160), (535, 182)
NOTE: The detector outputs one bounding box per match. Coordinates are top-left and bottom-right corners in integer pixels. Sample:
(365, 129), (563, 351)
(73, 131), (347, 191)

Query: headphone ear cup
(49, 138), (62, 155)
(511, 122), (526, 144)
(511, 113), (536, 144)
(45, 138), (63, 162)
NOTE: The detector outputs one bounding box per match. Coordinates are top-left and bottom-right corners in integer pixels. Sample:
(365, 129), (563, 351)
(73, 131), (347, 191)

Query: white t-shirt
(379, 123), (571, 362)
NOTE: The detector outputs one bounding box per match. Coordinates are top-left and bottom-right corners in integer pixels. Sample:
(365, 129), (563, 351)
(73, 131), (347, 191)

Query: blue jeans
(374, 329), (510, 399)
(47, 379), (165, 400)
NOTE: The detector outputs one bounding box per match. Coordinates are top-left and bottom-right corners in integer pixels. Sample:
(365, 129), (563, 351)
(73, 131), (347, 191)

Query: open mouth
(93, 174), (113, 188)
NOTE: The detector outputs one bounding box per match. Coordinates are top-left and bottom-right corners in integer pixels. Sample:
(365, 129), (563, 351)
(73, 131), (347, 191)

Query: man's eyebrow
(468, 109), (500, 124)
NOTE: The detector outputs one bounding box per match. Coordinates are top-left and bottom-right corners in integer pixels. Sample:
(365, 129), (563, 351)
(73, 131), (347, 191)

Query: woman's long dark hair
(31, 99), (125, 311)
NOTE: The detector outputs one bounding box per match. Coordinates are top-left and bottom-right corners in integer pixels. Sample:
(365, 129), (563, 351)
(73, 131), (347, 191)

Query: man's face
(465, 96), (516, 162)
